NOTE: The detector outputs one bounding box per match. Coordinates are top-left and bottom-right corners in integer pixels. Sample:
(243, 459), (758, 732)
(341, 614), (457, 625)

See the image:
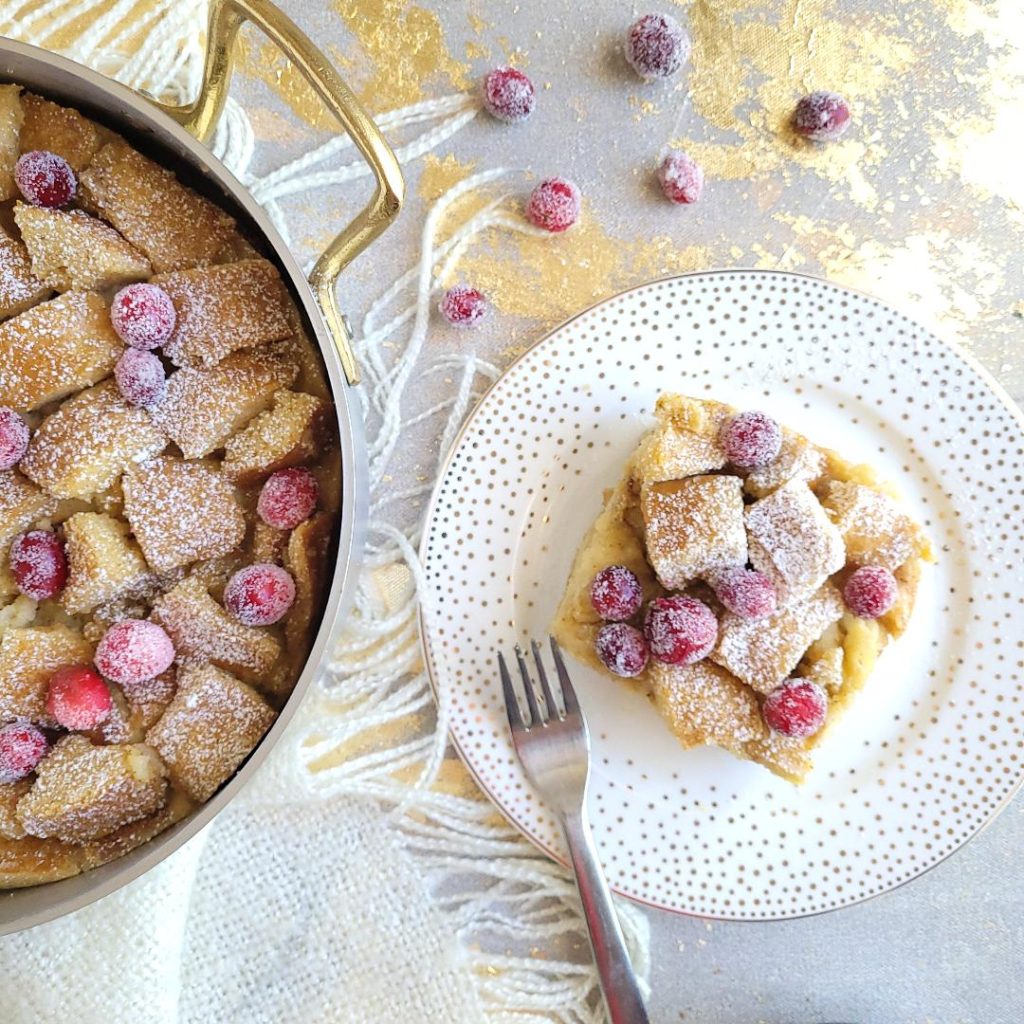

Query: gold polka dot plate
(419, 270), (1024, 920)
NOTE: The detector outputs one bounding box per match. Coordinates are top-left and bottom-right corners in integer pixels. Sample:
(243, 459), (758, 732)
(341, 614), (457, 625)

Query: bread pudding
(0, 86), (340, 886)
(552, 394), (934, 783)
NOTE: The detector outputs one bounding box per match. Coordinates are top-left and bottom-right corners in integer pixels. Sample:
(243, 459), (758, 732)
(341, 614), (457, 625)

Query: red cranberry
(115, 348), (166, 407)
(482, 66), (536, 123)
(590, 565), (643, 621)
(0, 407), (30, 470)
(657, 152), (704, 204)
(712, 567), (777, 619)
(110, 283), (177, 350)
(10, 530), (67, 601)
(526, 178), (581, 233)
(595, 622), (649, 677)
(94, 619), (175, 689)
(224, 564), (296, 626)
(46, 665), (112, 731)
(763, 679), (828, 738)
(643, 595), (717, 665)
(14, 150), (76, 208)
(793, 91), (851, 142)
(257, 467), (319, 530)
(439, 285), (489, 327)
(625, 13), (690, 80)
(720, 411), (782, 468)
(843, 565), (898, 619)
(0, 721), (48, 782)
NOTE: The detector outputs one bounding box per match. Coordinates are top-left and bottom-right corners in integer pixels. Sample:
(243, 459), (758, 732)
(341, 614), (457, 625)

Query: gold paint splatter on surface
(418, 154), (479, 201)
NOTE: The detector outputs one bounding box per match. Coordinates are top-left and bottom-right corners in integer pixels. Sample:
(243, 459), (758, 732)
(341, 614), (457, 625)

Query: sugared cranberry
(0, 721), (48, 782)
(95, 619), (175, 689)
(14, 150), (76, 208)
(10, 530), (67, 601)
(115, 348), (166, 407)
(763, 678), (828, 738)
(526, 177), (581, 233)
(657, 152), (704, 204)
(590, 565), (643, 621)
(843, 565), (897, 619)
(712, 567), (777, 619)
(793, 91), (851, 142)
(46, 665), (112, 731)
(224, 564), (296, 626)
(257, 467), (319, 530)
(720, 411), (782, 468)
(595, 622), (649, 677)
(482, 66), (536, 123)
(0, 407), (30, 470)
(439, 285), (489, 327)
(625, 13), (690, 80)
(643, 595), (717, 665)
(110, 283), (177, 350)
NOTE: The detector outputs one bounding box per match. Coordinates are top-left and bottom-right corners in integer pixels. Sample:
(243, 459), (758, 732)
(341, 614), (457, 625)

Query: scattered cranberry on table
(643, 595), (717, 666)
(224, 564), (296, 626)
(10, 530), (67, 601)
(590, 565), (644, 621)
(720, 411), (783, 468)
(46, 665), (112, 731)
(439, 285), (490, 328)
(792, 91), (851, 142)
(0, 407), (30, 471)
(625, 12), (690, 80)
(14, 150), (76, 208)
(257, 467), (319, 530)
(595, 622), (650, 677)
(0, 721), (49, 783)
(115, 348), (167, 407)
(657, 152), (704, 205)
(842, 565), (898, 619)
(110, 282), (177, 350)
(762, 678), (828, 738)
(482, 66), (536, 123)
(526, 177), (581, 233)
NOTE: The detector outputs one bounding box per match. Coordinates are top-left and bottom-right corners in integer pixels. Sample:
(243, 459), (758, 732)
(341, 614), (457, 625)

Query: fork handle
(561, 811), (650, 1024)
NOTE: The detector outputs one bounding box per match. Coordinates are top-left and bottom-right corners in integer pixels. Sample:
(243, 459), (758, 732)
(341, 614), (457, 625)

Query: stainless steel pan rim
(0, 1), (402, 936)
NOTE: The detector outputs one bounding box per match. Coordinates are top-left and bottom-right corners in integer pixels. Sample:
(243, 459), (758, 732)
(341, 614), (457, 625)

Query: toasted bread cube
(19, 92), (102, 172)
(641, 475), (746, 589)
(124, 667), (178, 734)
(744, 432), (826, 498)
(284, 512), (334, 660)
(146, 664), (275, 802)
(0, 624), (95, 723)
(712, 583), (844, 693)
(21, 380), (165, 500)
(822, 480), (929, 569)
(79, 140), (239, 272)
(14, 204), (151, 292)
(123, 457), (245, 572)
(0, 779), (32, 839)
(0, 833), (83, 887)
(0, 229), (51, 319)
(650, 660), (765, 753)
(152, 350), (298, 458)
(17, 735), (167, 843)
(744, 731), (814, 785)
(223, 390), (331, 485)
(152, 575), (281, 685)
(745, 479), (845, 601)
(251, 520), (288, 565)
(0, 85), (23, 202)
(155, 259), (294, 368)
(0, 290), (124, 411)
(633, 394), (730, 483)
(0, 470), (57, 550)
(61, 512), (152, 615)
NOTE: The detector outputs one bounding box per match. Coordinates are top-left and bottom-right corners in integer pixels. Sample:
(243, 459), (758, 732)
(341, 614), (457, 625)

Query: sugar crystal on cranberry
(657, 152), (704, 205)
(14, 150), (76, 208)
(0, 407), (30, 470)
(720, 411), (782, 468)
(439, 285), (489, 327)
(46, 665), (112, 731)
(711, 567), (777, 619)
(793, 91), (851, 142)
(643, 595), (717, 665)
(257, 467), (319, 530)
(0, 721), (48, 783)
(224, 564), (296, 626)
(595, 622), (650, 677)
(842, 565), (897, 619)
(526, 177), (581, 233)
(590, 565), (643, 621)
(482, 66), (536, 123)
(625, 13), (690, 80)
(115, 348), (166, 407)
(110, 283), (177, 350)
(10, 530), (67, 601)
(95, 619), (175, 689)
(762, 678), (828, 738)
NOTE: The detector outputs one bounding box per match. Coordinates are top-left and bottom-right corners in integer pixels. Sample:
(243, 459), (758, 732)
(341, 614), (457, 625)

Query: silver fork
(498, 638), (650, 1024)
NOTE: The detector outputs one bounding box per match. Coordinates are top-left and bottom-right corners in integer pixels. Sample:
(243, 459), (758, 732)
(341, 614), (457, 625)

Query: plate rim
(417, 267), (1024, 921)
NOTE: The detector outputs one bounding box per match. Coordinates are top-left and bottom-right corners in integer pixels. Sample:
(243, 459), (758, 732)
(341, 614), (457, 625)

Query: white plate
(420, 270), (1024, 920)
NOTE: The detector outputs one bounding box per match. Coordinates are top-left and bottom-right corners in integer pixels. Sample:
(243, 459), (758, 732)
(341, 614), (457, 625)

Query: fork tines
(498, 636), (580, 730)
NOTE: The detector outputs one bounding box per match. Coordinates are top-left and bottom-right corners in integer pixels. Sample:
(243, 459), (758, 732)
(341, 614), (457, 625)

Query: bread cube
(745, 479), (845, 601)
(122, 457), (245, 572)
(0, 84), (23, 202)
(14, 204), (151, 292)
(146, 664), (275, 802)
(223, 390), (331, 485)
(712, 582), (844, 693)
(283, 512), (334, 659)
(822, 480), (929, 569)
(0, 470), (57, 550)
(641, 474), (747, 589)
(0, 779), (31, 839)
(0, 624), (95, 723)
(744, 432), (826, 498)
(61, 512), (152, 615)
(633, 394), (730, 483)
(251, 520), (288, 565)
(152, 575), (281, 685)
(0, 291), (124, 411)
(20, 380), (166, 500)
(79, 140), (239, 272)
(156, 259), (294, 368)
(0, 229), (51, 319)
(152, 350), (298, 458)
(19, 92), (102, 172)
(17, 735), (168, 843)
